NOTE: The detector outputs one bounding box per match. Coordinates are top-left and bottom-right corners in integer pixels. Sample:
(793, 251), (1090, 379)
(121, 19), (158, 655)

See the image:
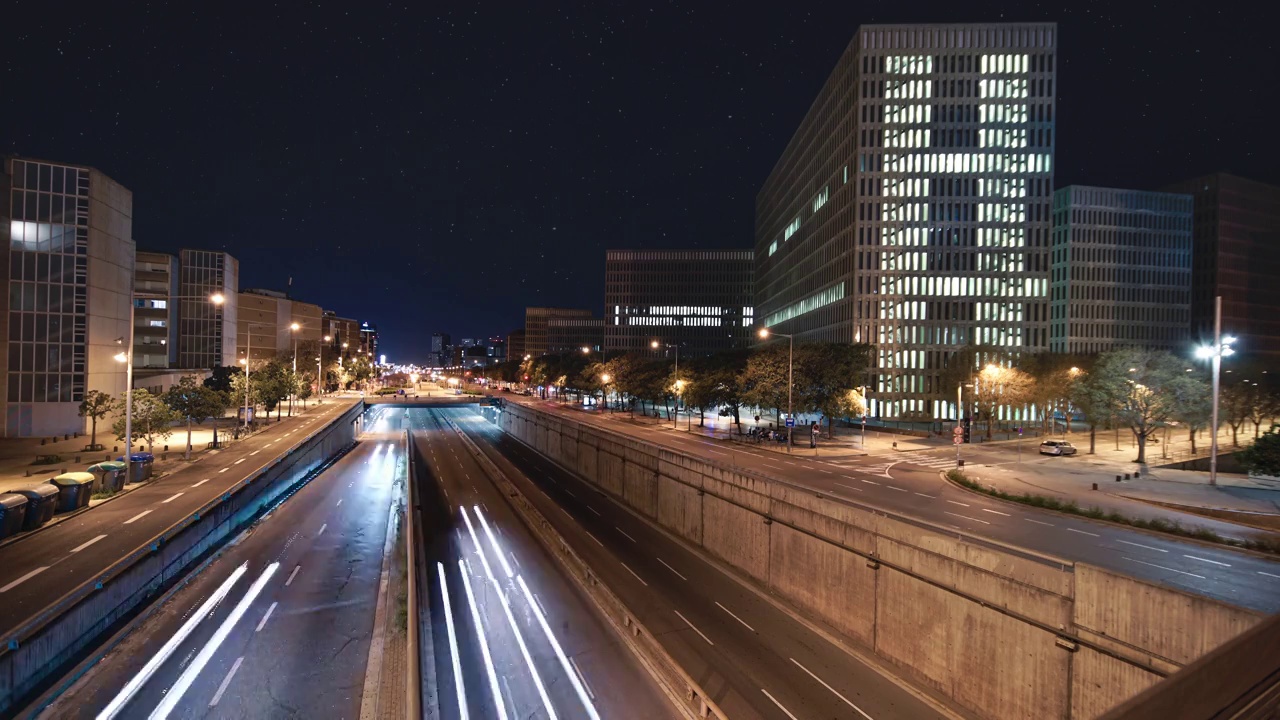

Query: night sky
(5, 2), (1275, 360)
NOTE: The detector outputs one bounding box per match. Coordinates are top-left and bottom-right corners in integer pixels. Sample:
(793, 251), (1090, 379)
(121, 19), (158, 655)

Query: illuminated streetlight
(757, 327), (795, 451)
(1195, 296), (1236, 486)
(652, 339), (681, 429)
(209, 293), (225, 305)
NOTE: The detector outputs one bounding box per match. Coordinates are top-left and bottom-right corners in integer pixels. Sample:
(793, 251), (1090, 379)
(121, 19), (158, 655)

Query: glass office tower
(756, 23), (1057, 420)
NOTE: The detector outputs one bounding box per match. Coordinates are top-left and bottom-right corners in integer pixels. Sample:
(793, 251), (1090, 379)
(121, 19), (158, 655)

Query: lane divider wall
(438, 414), (727, 720)
(0, 401), (364, 716)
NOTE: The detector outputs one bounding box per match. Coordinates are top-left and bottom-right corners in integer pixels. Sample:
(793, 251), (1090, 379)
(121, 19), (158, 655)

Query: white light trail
(458, 559), (509, 720)
(437, 562), (469, 720)
(473, 505), (514, 578)
(96, 564), (248, 720)
(148, 562), (279, 719)
(516, 575), (602, 720)
(463, 508), (557, 719)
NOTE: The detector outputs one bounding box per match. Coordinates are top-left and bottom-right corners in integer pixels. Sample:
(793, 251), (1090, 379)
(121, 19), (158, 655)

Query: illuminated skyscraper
(756, 23), (1057, 420)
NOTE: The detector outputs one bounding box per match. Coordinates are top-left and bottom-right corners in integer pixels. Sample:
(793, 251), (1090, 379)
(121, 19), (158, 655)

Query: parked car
(1039, 440), (1077, 456)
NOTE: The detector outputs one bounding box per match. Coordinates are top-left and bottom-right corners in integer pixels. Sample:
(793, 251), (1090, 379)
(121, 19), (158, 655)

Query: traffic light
(962, 416), (972, 443)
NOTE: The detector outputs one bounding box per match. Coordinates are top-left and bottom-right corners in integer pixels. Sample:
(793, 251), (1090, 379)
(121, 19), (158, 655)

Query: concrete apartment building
(323, 311), (360, 357)
(605, 249), (755, 357)
(524, 307), (594, 356)
(546, 315), (604, 355)
(1, 156), (134, 437)
(177, 249), (238, 369)
(1049, 186), (1193, 354)
(1163, 173), (1280, 360)
(236, 288), (324, 363)
(755, 23), (1057, 420)
(134, 250), (179, 369)
(507, 329), (525, 361)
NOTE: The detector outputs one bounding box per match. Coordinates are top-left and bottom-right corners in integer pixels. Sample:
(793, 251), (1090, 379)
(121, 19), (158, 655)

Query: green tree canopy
(112, 388), (179, 453)
(78, 389), (116, 450)
(1093, 348), (1209, 464)
(164, 375), (230, 459)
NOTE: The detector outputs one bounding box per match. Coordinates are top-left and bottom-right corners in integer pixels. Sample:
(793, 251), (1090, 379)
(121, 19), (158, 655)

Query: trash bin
(116, 452), (155, 483)
(0, 493), (29, 540)
(12, 484), (58, 531)
(88, 461), (128, 493)
(50, 472), (95, 513)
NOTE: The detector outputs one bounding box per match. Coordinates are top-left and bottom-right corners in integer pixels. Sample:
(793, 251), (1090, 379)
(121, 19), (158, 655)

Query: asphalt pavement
(410, 407), (672, 719)
(0, 398), (361, 643)
(446, 407), (952, 720)
(513, 398), (1280, 614)
(40, 404), (402, 719)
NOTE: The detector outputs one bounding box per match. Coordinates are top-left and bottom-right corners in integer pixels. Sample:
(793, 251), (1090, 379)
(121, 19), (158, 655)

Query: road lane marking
(886, 485), (908, 492)
(336, 499), (343, 507)
(532, 592), (548, 617)
(944, 511), (989, 525)
(1117, 539), (1167, 553)
(1184, 555), (1231, 567)
(192, 478), (212, 488)
(586, 505), (602, 516)
(715, 601), (756, 632)
(617, 527), (636, 542)
(123, 510), (152, 524)
(914, 492), (935, 498)
(1067, 528), (1100, 537)
(1025, 518), (1054, 526)
(947, 500), (970, 507)
(621, 563), (648, 586)
(285, 565), (301, 586)
(70, 534), (107, 553)
(1122, 556), (1205, 579)
(570, 656), (596, 700)
(219, 468), (229, 473)
(515, 576), (601, 719)
(761, 689), (799, 720)
(834, 482), (863, 493)
(318, 523), (327, 536)
(704, 448), (728, 456)
(510, 552), (520, 570)
(819, 469), (833, 474)
(234, 458), (245, 465)
(162, 492), (184, 504)
(783, 461), (798, 467)
(981, 508), (1010, 517)
(790, 658), (874, 719)
(860, 479), (880, 486)
(1259, 571), (1280, 579)
(565, 488), (576, 498)
(249, 450), (260, 456)
(674, 610), (714, 645)
(0, 567), (49, 593)
(657, 557), (687, 580)
(585, 531), (604, 547)
(255, 601), (277, 632)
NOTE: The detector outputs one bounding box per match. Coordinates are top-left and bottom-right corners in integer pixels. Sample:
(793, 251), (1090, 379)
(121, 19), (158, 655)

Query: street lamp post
(319, 334), (331, 400)
(651, 340), (680, 429)
(1195, 295), (1236, 486)
(289, 322), (300, 416)
(758, 328), (794, 452)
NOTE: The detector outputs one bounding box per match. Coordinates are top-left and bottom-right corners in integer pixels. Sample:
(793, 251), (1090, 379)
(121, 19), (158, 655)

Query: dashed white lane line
(1259, 571), (1280, 579)
(124, 509), (153, 524)
(762, 463), (784, 470)
(285, 565), (301, 586)
(657, 558), (688, 581)
(704, 448), (728, 456)
(860, 478), (880, 486)
(162, 492), (184, 504)
(234, 458), (245, 465)
(249, 450), (260, 456)
(0, 567), (49, 593)
(1117, 539), (1167, 553)
(255, 601), (277, 632)
(674, 610), (714, 645)
(621, 563), (648, 586)
(209, 656), (243, 707)
(587, 505), (601, 516)
(336, 499), (343, 507)
(318, 523), (327, 536)
(219, 468), (229, 473)
(946, 500), (970, 507)
(1184, 555), (1231, 567)
(565, 488), (576, 498)
(715, 601), (756, 632)
(834, 482), (863, 493)
(617, 527), (636, 542)
(885, 485), (908, 492)
(914, 492), (935, 498)
(70, 534), (107, 553)
(981, 508), (1010, 517)
(1067, 528), (1100, 538)
(510, 552), (520, 570)
(1123, 556), (1205, 579)
(761, 689), (799, 720)
(790, 657), (874, 720)
(944, 511), (990, 525)
(584, 531), (604, 547)
(569, 656), (596, 700)
(1025, 518), (1054, 527)
(192, 478), (212, 488)
(819, 469), (833, 474)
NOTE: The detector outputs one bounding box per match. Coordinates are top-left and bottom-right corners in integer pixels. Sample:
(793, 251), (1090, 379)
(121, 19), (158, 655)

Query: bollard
(1092, 482), (1098, 490)
(1124, 473), (1131, 480)
(164, 445), (169, 452)
(64, 434), (70, 441)
(25, 470), (31, 477)
(162, 452), (167, 461)
(40, 438), (46, 446)
(1116, 475), (1122, 482)
(105, 454), (110, 462)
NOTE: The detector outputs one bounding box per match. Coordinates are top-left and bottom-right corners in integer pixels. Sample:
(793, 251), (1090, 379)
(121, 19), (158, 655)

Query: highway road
(0, 398), (362, 642)
(445, 406), (951, 720)
(409, 407), (672, 719)
(41, 404), (402, 719)
(512, 398), (1280, 613)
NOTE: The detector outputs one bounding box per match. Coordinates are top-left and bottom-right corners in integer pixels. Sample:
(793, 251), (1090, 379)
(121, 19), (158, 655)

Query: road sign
(953, 436), (963, 445)
(785, 417), (795, 428)
(953, 425), (963, 436)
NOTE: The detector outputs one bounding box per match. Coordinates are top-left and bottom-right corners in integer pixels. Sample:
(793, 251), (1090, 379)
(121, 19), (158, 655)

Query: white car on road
(1039, 440), (1077, 456)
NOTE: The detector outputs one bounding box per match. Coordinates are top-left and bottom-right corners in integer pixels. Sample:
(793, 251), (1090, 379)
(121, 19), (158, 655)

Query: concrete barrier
(495, 402), (1265, 720)
(0, 402), (363, 716)
(440, 416), (726, 720)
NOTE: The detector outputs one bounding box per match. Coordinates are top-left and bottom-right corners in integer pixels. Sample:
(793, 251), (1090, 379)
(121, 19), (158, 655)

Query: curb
(939, 470), (1280, 560)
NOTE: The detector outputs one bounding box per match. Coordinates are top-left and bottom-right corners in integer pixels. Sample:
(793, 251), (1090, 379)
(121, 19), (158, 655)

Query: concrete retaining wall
(496, 403), (1264, 720)
(0, 402), (362, 715)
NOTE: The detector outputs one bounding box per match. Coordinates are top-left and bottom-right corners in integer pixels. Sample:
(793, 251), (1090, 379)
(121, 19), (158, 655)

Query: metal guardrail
(440, 415), (728, 720)
(404, 429), (422, 720)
